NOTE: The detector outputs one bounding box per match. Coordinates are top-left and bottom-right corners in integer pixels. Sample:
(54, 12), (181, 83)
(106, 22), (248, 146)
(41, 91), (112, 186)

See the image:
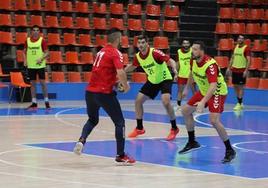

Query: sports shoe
(233, 103), (243, 111)
(73, 142), (84, 155)
(128, 128), (145, 138)
(166, 128), (180, 141)
(178, 141), (201, 154)
(221, 149), (236, 163)
(26, 103), (38, 110)
(115, 154), (135, 165)
(45, 102), (51, 109)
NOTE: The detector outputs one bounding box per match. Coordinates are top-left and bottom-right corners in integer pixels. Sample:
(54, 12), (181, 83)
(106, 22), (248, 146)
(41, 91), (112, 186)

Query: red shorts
(187, 91), (226, 113)
(177, 77), (188, 85)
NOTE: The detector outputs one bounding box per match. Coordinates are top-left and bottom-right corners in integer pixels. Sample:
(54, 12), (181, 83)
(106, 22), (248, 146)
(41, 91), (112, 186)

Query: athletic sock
(237, 97), (243, 104)
(170, 119), (178, 130)
(136, 119), (143, 130)
(224, 139), (233, 150)
(177, 100), (181, 106)
(188, 131), (195, 143)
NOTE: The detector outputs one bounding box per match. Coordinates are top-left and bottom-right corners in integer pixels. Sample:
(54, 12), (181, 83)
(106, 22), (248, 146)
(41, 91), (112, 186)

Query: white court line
(233, 140), (268, 154)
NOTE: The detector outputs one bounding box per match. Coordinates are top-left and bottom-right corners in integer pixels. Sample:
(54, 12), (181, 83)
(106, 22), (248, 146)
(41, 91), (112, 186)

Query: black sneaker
(178, 141), (201, 154)
(45, 102), (51, 109)
(221, 149), (236, 164)
(26, 103), (38, 110)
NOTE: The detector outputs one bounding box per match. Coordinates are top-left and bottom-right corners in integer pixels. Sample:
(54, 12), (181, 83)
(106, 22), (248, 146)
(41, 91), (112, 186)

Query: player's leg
(179, 92), (202, 154)
(175, 77), (187, 114)
(27, 69), (38, 109)
(232, 72), (245, 110)
(74, 91), (100, 155)
(38, 68), (50, 109)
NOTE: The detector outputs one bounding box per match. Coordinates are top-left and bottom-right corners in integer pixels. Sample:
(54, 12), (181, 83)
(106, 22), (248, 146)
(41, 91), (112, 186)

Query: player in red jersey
(73, 28), (135, 165)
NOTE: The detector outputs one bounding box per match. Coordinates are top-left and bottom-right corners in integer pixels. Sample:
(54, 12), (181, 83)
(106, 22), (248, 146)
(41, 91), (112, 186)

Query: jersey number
(93, 52), (105, 67)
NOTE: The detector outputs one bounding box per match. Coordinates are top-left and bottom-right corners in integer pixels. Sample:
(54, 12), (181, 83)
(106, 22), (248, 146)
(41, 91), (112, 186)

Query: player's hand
(195, 101), (205, 113)
(225, 68), (231, 77)
(123, 82), (130, 93)
(182, 88), (188, 99)
(243, 70), (248, 78)
(117, 82), (130, 93)
(36, 58), (42, 65)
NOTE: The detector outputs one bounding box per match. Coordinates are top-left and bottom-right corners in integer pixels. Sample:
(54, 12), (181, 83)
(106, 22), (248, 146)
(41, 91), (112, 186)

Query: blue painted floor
(1, 106), (268, 179)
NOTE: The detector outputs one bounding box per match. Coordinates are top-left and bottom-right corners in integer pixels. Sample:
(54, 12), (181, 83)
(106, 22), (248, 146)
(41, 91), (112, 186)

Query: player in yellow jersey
(179, 41), (236, 163)
(125, 35), (179, 141)
(226, 35), (251, 111)
(24, 25), (50, 110)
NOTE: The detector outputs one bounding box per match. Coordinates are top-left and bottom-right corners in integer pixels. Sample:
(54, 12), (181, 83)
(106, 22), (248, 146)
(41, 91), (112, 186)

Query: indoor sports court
(1, 0), (268, 187)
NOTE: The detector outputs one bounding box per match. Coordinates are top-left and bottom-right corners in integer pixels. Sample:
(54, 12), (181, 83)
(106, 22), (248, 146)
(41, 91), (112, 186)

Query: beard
(183, 46), (190, 51)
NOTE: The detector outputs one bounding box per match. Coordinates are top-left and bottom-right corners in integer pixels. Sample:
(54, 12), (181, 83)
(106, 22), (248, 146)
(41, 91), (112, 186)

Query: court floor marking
(233, 140), (268, 154)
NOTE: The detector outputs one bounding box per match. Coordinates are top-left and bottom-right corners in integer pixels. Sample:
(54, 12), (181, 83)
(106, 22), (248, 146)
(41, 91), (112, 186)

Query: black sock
(237, 97), (243, 104)
(79, 137), (86, 145)
(188, 131), (195, 143)
(136, 119), (143, 130)
(224, 139), (233, 151)
(177, 100), (181, 106)
(170, 119), (178, 130)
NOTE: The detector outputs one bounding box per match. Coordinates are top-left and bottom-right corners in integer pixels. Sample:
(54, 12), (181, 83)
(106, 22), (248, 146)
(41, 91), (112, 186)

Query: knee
(181, 105), (191, 116)
(88, 118), (99, 127)
(162, 98), (170, 107)
(209, 117), (218, 127)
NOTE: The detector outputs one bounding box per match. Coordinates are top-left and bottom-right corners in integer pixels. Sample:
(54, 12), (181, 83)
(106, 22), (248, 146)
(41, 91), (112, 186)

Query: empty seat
(128, 19), (142, 31)
(164, 5), (179, 18)
(249, 57), (263, 70)
(128, 4), (142, 16)
(217, 0), (232, 4)
(44, 0), (57, 12)
(68, 72), (82, 82)
(261, 23), (268, 35)
(145, 19), (160, 32)
(0, 31), (13, 44)
(218, 38), (234, 51)
(0, 0), (12, 10)
(233, 8), (248, 20)
(15, 32), (28, 45)
(0, 14), (12, 26)
(245, 23), (261, 35)
(75, 17), (90, 29)
(121, 36), (129, 48)
(258, 78), (268, 89)
(93, 17), (107, 30)
(146, 4), (160, 17)
(14, 14), (28, 27)
(245, 78), (259, 89)
(65, 51), (80, 64)
(219, 7), (234, 19)
(122, 53), (129, 65)
(215, 22), (230, 34)
(110, 18), (124, 30)
(78, 34), (94, 47)
(163, 20), (178, 32)
(16, 50), (24, 64)
(75, 1), (89, 13)
(248, 9), (264, 20)
(14, 0), (27, 11)
(59, 1), (73, 12)
(45, 16), (59, 28)
(92, 2), (106, 14)
(214, 56), (229, 68)
(47, 33), (61, 46)
(230, 23), (245, 34)
(80, 52), (93, 64)
(29, 0), (42, 10)
(48, 51), (64, 64)
(63, 33), (78, 46)
(60, 16), (74, 28)
(264, 10), (268, 20)
(30, 15), (43, 27)
(95, 35), (107, 47)
(233, 0), (248, 4)
(51, 72), (65, 83)
(131, 72), (147, 83)
(110, 3), (123, 15)
(153, 37), (169, 50)
(83, 72), (92, 82)
(252, 39), (267, 52)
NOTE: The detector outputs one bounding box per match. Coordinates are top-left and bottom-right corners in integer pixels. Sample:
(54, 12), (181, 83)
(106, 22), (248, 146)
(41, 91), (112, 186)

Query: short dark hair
(107, 28), (121, 43)
(137, 34), (149, 42)
(193, 40), (206, 51)
(32, 25), (40, 30)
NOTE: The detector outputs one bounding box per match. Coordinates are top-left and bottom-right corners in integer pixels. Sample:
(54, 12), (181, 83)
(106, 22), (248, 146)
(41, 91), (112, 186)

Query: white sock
(44, 97), (49, 102)
(32, 98), (37, 103)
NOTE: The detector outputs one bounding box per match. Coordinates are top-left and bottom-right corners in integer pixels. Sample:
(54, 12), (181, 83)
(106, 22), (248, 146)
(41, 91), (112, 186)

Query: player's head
(192, 41), (206, 60)
(237, 35), (245, 45)
(31, 25), (40, 38)
(137, 34), (149, 52)
(182, 40), (191, 50)
(107, 28), (122, 48)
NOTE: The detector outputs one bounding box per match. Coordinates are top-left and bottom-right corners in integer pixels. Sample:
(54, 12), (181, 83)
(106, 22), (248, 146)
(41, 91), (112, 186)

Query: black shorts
(232, 72), (246, 85)
(140, 80), (173, 99)
(28, 68), (45, 81)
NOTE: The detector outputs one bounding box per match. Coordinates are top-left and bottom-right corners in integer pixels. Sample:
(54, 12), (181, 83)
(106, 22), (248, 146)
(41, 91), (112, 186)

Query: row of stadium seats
(227, 77), (268, 89)
(217, 0), (268, 5)
(219, 8), (268, 20)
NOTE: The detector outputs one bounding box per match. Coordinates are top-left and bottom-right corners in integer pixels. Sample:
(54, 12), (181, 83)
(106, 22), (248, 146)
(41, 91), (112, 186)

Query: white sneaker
(73, 142), (84, 155)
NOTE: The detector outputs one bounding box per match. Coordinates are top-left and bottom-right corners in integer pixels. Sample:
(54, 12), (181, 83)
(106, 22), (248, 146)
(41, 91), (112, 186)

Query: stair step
(188, 0), (217, 8)
(177, 36), (215, 46)
(180, 30), (215, 38)
(186, 7), (217, 16)
(180, 15), (218, 24)
(180, 22), (216, 31)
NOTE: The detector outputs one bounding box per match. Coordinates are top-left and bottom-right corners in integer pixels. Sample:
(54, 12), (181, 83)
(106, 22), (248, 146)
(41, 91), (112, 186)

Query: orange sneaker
(128, 128), (145, 138)
(115, 154), (136, 165)
(166, 128), (179, 141)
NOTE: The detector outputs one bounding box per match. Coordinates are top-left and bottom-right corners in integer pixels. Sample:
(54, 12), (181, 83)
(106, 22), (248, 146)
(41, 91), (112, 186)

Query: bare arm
(124, 64), (137, 73)
(117, 69), (130, 93)
(168, 58), (178, 75)
(200, 83), (217, 104)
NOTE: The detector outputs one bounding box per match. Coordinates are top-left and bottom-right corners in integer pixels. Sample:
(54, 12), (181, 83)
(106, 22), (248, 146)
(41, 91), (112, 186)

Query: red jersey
(133, 47), (170, 66)
(24, 36), (48, 52)
(87, 44), (124, 94)
(231, 45), (250, 73)
(190, 55), (219, 83)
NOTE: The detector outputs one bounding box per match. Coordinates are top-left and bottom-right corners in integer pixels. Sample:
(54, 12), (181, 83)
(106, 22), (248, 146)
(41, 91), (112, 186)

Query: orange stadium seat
(131, 72), (147, 83)
(233, 0), (248, 4)
(0, 31), (13, 44)
(15, 32), (28, 45)
(121, 36), (129, 48)
(30, 15), (43, 27)
(219, 7), (234, 19)
(63, 33), (78, 46)
(14, 14), (28, 27)
(45, 16), (59, 28)
(51, 72), (65, 83)
(0, 14), (12, 26)
(47, 33), (62, 46)
(164, 5), (180, 18)
(250, 0), (263, 5)
(245, 78), (259, 89)
(48, 51), (64, 64)
(65, 51), (80, 64)
(249, 57), (263, 70)
(75, 1), (89, 13)
(68, 72), (82, 82)
(83, 72), (92, 82)
(9, 72), (31, 102)
(75, 17), (90, 29)
(252, 39), (267, 52)
(128, 4), (142, 16)
(93, 17), (107, 30)
(218, 38), (234, 51)
(214, 56), (229, 68)
(78, 34), (94, 47)
(92, 2), (107, 14)
(128, 19), (143, 31)
(122, 53), (129, 65)
(261, 23), (268, 35)
(233, 8), (248, 20)
(153, 36), (169, 50)
(59, 1), (73, 12)
(163, 20), (179, 32)
(80, 52), (94, 64)
(230, 23), (245, 34)
(215, 23), (230, 34)
(29, 0), (42, 11)
(95, 35), (107, 47)
(110, 18), (124, 30)
(245, 23), (261, 35)
(248, 9), (264, 20)
(146, 4), (160, 17)
(0, 0), (12, 10)
(145, 19), (160, 32)
(44, 0), (57, 12)
(110, 3), (124, 15)
(258, 78), (268, 89)
(14, 0), (28, 11)
(16, 50), (24, 64)
(264, 10), (268, 20)
(60, 16), (74, 28)
(217, 0), (232, 4)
